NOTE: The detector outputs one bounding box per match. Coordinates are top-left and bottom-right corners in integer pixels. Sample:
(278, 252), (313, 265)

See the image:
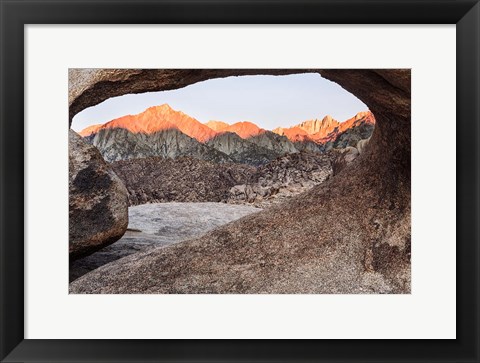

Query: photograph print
(68, 69), (411, 294)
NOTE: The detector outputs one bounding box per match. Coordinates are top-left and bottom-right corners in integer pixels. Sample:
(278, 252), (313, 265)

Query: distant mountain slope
(247, 131), (298, 155)
(272, 126), (311, 142)
(314, 111), (375, 146)
(221, 121), (265, 139)
(206, 132), (278, 166)
(85, 127), (231, 163)
(297, 115), (339, 136)
(78, 123), (103, 137)
(81, 104), (217, 142)
(205, 120), (230, 132)
(273, 111), (375, 147)
(78, 104), (374, 165)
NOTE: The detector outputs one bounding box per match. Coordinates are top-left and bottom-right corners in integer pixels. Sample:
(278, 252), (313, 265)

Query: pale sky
(71, 73), (368, 132)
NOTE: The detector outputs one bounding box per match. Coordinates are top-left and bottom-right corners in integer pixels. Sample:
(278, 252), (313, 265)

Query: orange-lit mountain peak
(78, 124), (103, 137)
(223, 121), (265, 139)
(339, 110), (375, 131)
(205, 120), (230, 132)
(354, 111), (369, 120)
(321, 114), (334, 123)
(272, 111), (374, 144)
(101, 112), (178, 134)
(298, 116), (339, 137)
(273, 126), (312, 142)
(78, 104), (218, 143)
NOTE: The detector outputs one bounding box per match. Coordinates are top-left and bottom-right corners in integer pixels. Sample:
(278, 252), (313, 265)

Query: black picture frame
(1, 0), (479, 362)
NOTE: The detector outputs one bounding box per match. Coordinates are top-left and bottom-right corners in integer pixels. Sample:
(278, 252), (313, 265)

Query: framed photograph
(1, 0), (479, 362)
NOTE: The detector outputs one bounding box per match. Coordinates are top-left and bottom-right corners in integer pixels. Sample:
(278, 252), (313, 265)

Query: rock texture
(228, 151), (332, 207)
(298, 115), (339, 136)
(69, 69), (410, 294)
(205, 129), (298, 166)
(321, 111), (375, 150)
(70, 202), (260, 281)
(356, 137), (371, 155)
(110, 153), (335, 208)
(111, 157), (255, 205)
(206, 132), (278, 166)
(69, 130), (129, 260)
(331, 146), (360, 176)
(247, 132), (298, 155)
(85, 127), (231, 163)
(273, 111), (375, 147)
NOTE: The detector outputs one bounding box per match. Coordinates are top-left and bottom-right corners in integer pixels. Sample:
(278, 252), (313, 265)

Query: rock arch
(69, 69), (411, 293)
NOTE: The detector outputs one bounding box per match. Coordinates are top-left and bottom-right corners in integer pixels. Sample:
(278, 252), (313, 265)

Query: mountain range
(79, 104), (375, 165)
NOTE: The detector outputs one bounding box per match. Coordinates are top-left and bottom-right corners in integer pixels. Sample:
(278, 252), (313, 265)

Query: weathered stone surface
(228, 151), (333, 207)
(356, 137), (371, 155)
(205, 131), (293, 166)
(111, 156), (255, 206)
(70, 202), (260, 281)
(69, 69), (410, 294)
(110, 152), (334, 208)
(331, 146), (360, 176)
(326, 119), (374, 150)
(69, 130), (129, 260)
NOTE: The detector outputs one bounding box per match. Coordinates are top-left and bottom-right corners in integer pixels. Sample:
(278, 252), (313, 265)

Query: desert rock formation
(229, 151), (332, 207)
(273, 111), (375, 147)
(69, 130), (129, 260)
(110, 152), (334, 209)
(111, 156), (255, 205)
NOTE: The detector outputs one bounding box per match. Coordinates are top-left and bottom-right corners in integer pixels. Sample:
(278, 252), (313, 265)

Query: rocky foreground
(70, 202), (260, 281)
(70, 163), (410, 294)
(70, 144), (370, 283)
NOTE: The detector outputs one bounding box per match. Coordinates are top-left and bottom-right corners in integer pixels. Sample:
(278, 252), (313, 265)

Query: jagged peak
(321, 114), (336, 123)
(78, 103), (217, 143)
(150, 103), (173, 110)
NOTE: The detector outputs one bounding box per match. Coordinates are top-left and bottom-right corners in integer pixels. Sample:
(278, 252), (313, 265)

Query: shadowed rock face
(69, 130), (129, 260)
(86, 127), (232, 164)
(111, 156), (256, 206)
(68, 69), (410, 293)
(229, 151), (333, 207)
